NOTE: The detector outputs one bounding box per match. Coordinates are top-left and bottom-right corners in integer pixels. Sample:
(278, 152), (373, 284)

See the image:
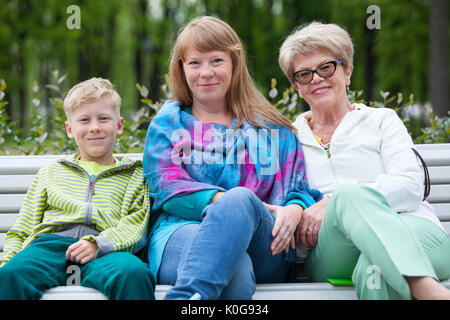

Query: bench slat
(2, 187), (449, 211)
(41, 286), (108, 300)
(427, 184), (450, 203)
(0, 200), (448, 234)
(1, 167), (448, 194)
(416, 144), (450, 166)
(0, 213), (19, 232)
(0, 194), (24, 213)
(416, 143), (450, 152)
(37, 280), (450, 300)
(0, 233), (5, 251)
(0, 175), (35, 194)
(1, 223), (449, 254)
(0, 154), (142, 175)
(0, 203), (448, 225)
(0, 155), (68, 175)
(0, 148), (446, 171)
(429, 166), (450, 184)
(433, 203), (450, 221)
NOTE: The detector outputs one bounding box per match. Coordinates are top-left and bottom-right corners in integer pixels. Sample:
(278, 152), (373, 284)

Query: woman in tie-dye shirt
(143, 16), (322, 300)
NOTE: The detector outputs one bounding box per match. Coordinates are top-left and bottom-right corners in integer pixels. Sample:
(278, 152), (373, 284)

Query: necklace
(319, 139), (331, 154)
(308, 104), (355, 157)
(314, 133), (331, 153)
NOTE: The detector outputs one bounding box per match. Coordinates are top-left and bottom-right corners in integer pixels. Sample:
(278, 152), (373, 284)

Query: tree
(429, 0), (449, 117)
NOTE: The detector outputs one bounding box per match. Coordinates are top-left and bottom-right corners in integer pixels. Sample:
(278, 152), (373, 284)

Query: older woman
(278, 22), (450, 300)
(143, 16), (321, 300)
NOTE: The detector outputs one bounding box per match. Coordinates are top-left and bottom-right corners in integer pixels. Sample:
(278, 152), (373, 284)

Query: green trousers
(305, 184), (450, 300)
(0, 234), (155, 300)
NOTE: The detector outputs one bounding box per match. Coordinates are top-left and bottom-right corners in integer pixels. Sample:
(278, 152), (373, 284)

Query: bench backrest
(1, 145), (450, 260)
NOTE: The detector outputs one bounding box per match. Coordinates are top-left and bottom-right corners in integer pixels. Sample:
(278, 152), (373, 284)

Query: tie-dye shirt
(143, 100), (322, 214)
(143, 100), (322, 278)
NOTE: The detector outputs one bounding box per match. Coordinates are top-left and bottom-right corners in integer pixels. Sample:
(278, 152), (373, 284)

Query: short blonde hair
(279, 22), (354, 85)
(169, 16), (296, 132)
(63, 77), (121, 120)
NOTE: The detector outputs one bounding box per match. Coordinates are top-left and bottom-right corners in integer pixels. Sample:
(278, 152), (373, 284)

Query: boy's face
(65, 95), (124, 165)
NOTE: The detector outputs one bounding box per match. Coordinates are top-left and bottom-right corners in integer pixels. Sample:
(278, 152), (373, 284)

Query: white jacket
(293, 103), (444, 230)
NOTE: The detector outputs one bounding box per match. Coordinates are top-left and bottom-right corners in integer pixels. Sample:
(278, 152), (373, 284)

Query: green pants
(0, 234), (155, 300)
(305, 184), (450, 300)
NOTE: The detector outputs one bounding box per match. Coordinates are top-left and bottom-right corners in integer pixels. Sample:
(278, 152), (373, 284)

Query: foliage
(414, 111), (450, 144)
(270, 78), (449, 144)
(0, 75), (447, 156)
(1, 0), (447, 130)
(0, 73), (157, 155)
(0, 79), (20, 153)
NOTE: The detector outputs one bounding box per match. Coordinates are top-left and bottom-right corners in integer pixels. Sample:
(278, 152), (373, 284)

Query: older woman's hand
(296, 196), (329, 248)
(264, 203), (303, 255)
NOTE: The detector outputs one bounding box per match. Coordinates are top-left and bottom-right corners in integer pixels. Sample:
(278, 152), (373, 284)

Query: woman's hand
(264, 203), (303, 255)
(66, 239), (98, 264)
(295, 196), (329, 248)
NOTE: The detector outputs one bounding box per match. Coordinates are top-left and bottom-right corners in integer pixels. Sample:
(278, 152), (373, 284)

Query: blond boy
(0, 78), (155, 300)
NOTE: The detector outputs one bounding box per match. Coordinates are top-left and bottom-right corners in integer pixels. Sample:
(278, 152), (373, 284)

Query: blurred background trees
(0, 0), (448, 153)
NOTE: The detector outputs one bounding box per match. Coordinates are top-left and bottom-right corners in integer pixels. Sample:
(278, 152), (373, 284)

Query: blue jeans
(161, 187), (295, 300)
(159, 224), (255, 299)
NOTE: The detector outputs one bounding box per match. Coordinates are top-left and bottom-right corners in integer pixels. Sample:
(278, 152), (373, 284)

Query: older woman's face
(292, 48), (352, 109)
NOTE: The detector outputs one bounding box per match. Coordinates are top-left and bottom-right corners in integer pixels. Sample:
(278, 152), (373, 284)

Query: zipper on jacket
(60, 159), (136, 195)
(86, 163), (134, 198)
(327, 151), (342, 186)
(311, 140), (341, 186)
(59, 159), (137, 225)
(89, 179), (95, 195)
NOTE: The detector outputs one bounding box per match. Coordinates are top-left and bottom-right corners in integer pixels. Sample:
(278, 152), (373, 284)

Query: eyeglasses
(293, 60), (343, 85)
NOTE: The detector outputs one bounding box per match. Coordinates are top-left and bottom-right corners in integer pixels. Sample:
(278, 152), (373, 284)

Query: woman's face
(292, 48), (352, 110)
(182, 46), (233, 108)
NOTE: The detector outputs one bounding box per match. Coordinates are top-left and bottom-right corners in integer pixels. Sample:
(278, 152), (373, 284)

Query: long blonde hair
(169, 16), (296, 133)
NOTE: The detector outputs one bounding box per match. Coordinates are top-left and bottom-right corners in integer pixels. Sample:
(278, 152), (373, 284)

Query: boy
(0, 78), (155, 300)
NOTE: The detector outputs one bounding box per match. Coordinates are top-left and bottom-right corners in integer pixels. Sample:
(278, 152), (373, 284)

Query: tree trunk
(429, 0), (449, 117)
(135, 0), (147, 106)
(364, 26), (376, 103)
(18, 0), (28, 130)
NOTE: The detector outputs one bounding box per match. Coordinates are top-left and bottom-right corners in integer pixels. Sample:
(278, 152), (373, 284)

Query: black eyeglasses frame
(293, 60), (343, 85)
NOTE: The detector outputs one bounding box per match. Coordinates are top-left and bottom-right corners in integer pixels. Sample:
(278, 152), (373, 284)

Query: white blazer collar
(293, 103), (370, 146)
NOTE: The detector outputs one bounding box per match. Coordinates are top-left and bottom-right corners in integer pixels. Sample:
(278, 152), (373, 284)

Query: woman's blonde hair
(63, 77), (121, 120)
(279, 22), (354, 86)
(169, 16), (296, 132)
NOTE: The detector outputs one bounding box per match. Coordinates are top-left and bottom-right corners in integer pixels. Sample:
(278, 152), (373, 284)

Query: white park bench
(0, 143), (449, 300)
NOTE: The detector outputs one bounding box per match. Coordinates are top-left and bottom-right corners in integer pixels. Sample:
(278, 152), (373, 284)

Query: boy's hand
(66, 240), (98, 264)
